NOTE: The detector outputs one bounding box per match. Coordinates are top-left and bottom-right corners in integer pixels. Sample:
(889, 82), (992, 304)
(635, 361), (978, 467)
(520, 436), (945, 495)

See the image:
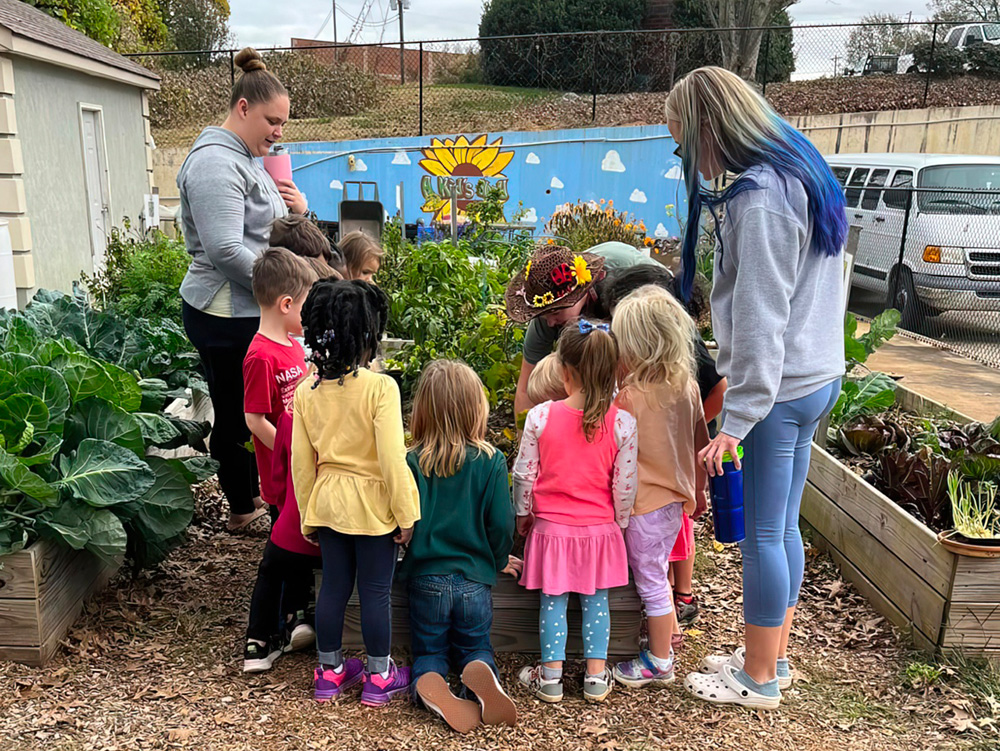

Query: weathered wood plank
(894, 383), (975, 425)
(39, 551), (110, 645)
(949, 556), (1000, 604)
(942, 603), (1000, 651)
(804, 521), (937, 655)
(0, 542), (43, 599)
(0, 598), (42, 646)
(807, 445), (954, 596)
(802, 484), (946, 644)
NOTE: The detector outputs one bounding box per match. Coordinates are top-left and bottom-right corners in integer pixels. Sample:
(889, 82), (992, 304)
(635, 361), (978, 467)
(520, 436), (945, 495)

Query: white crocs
(699, 647), (792, 690)
(684, 664), (782, 710)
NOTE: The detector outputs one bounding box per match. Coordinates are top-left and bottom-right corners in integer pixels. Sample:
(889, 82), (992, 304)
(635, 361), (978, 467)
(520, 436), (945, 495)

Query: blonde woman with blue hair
(666, 67), (847, 710)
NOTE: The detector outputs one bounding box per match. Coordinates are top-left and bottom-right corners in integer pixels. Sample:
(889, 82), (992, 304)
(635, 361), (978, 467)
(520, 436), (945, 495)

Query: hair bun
(234, 47), (267, 73)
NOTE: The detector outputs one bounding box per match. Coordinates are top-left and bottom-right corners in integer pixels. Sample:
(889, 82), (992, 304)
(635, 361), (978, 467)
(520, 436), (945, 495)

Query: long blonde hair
(664, 66), (847, 301)
(410, 360), (495, 477)
(612, 285), (695, 406)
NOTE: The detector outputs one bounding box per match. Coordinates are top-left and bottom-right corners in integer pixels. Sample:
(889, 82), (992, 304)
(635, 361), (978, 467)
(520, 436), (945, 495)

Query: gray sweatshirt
(178, 127), (287, 318)
(712, 165), (845, 440)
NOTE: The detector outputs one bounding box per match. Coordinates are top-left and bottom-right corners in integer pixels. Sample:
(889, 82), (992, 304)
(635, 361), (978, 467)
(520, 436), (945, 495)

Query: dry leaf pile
(0, 482), (995, 751)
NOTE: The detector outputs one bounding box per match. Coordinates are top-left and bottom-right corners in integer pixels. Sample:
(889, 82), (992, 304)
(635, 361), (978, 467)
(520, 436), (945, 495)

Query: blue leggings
(739, 379), (840, 628)
(540, 591), (609, 662)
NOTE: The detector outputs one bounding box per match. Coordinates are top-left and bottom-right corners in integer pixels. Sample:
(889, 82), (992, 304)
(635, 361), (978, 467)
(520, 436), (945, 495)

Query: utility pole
(831, 54), (840, 77)
(398, 0), (405, 84)
(332, 1), (337, 42)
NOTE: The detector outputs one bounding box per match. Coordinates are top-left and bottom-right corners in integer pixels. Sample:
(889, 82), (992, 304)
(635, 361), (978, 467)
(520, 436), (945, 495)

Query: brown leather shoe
(416, 673), (481, 734)
(462, 660), (517, 727)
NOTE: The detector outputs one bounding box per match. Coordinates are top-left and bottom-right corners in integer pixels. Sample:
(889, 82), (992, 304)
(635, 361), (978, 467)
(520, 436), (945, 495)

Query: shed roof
(0, 0), (159, 84)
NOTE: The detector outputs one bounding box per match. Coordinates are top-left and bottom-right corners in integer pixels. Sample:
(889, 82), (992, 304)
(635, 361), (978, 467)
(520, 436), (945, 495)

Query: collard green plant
(0, 290), (215, 568)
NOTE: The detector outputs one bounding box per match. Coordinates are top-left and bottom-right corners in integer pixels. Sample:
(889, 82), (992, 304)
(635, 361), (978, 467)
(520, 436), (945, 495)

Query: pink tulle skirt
(520, 517), (629, 596)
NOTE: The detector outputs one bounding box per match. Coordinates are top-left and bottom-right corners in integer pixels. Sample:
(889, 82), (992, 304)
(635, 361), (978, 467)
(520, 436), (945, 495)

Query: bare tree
(703, 0), (797, 79)
(928, 0), (1000, 23)
(845, 13), (930, 68)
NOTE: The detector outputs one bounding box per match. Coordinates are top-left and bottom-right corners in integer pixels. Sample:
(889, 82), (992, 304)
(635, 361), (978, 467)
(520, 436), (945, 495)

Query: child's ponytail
(557, 318), (619, 441)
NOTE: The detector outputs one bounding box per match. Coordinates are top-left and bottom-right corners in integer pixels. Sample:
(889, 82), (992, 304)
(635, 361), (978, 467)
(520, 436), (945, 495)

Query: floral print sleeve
(612, 409), (638, 528)
(512, 402), (550, 517)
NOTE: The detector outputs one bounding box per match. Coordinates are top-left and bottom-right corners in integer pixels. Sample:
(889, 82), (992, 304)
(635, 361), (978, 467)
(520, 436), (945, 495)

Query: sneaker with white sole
(583, 668), (614, 703)
(462, 660), (517, 727)
(284, 611), (316, 653)
(243, 638), (282, 673)
(518, 664), (563, 703)
(613, 650), (675, 688)
(699, 647), (792, 690)
(684, 664), (782, 710)
(416, 673), (481, 734)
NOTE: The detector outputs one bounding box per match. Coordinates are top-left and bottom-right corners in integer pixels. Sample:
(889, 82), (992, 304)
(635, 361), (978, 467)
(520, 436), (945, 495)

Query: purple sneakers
(612, 650), (676, 688)
(361, 661), (412, 707)
(314, 658), (364, 702)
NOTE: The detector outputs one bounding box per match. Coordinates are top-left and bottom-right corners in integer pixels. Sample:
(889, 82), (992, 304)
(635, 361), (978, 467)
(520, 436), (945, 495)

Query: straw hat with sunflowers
(505, 245), (606, 323)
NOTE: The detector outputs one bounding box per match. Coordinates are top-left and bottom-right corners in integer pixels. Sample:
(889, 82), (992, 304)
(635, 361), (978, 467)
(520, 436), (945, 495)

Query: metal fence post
(229, 50), (235, 87)
(891, 187), (915, 309)
(760, 28), (772, 94)
(923, 22), (938, 108)
(418, 42), (424, 137)
(591, 35), (598, 122)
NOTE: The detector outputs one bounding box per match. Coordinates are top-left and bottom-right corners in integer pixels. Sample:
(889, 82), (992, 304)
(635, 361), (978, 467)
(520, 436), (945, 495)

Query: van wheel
(888, 267), (929, 332)
(906, 65), (919, 74)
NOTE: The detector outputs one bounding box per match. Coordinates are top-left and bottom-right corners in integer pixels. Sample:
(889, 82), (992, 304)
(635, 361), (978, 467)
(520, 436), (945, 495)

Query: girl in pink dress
(513, 318), (638, 705)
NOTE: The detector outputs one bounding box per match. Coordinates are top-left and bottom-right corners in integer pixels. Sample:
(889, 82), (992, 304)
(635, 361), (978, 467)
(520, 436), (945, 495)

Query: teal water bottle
(709, 446), (745, 544)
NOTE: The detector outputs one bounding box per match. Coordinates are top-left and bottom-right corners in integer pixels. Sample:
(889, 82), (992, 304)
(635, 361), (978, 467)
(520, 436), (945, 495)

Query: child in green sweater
(398, 360), (520, 734)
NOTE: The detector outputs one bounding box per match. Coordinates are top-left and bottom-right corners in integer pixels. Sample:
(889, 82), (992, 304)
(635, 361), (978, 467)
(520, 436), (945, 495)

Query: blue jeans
(408, 575), (498, 688)
(739, 378), (841, 628)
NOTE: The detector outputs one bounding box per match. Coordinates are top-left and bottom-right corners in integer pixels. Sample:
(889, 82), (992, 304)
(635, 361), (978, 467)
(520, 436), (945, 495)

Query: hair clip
(578, 319), (610, 335)
(319, 329), (335, 346)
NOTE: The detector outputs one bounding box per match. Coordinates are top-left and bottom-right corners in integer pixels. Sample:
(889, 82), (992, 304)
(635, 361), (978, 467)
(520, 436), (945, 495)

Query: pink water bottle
(262, 145), (292, 186)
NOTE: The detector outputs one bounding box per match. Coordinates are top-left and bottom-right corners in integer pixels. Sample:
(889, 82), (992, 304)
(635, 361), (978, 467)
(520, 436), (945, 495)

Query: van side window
(831, 166), (851, 187)
(845, 168), (870, 208)
(947, 27), (964, 47)
(966, 25), (984, 44)
(883, 170), (914, 210)
(861, 169), (889, 210)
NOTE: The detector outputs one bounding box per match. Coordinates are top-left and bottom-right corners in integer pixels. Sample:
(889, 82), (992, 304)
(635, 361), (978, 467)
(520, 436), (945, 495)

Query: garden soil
(0, 483), (994, 751)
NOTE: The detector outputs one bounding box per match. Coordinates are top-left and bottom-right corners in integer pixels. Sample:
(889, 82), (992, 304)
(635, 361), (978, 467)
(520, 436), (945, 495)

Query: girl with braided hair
(291, 280), (420, 705)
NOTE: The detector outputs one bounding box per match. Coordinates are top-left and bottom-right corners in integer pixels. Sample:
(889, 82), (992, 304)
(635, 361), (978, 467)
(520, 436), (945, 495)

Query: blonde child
(339, 230), (384, 282)
(270, 214), (346, 278)
(242, 248), (318, 671)
(609, 286), (709, 688)
(399, 360), (519, 734)
(514, 319), (637, 704)
(292, 279), (420, 705)
(525, 353), (567, 405)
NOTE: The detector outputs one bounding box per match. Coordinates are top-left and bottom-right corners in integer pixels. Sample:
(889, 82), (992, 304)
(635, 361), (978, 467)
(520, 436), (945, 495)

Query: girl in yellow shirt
(291, 279), (420, 705)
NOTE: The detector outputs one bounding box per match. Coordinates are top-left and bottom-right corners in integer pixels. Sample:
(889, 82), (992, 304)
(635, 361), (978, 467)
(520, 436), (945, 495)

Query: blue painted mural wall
(284, 124), (686, 240)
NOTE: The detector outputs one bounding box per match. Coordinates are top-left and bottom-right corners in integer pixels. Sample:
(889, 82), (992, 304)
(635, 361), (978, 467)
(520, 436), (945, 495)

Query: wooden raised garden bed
(801, 386), (1000, 659)
(0, 539), (117, 666)
(337, 576), (642, 658)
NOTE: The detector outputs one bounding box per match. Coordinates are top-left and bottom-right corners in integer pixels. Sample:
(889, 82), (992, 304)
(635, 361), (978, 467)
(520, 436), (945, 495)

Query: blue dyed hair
(666, 67), (848, 301)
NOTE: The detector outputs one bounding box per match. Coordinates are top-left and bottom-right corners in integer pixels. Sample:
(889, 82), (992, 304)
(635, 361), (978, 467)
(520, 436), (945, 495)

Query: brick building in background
(642, 0), (678, 29)
(291, 38), (469, 84)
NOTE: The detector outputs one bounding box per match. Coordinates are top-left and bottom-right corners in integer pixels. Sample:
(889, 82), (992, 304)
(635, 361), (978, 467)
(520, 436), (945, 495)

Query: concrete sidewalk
(864, 333), (1000, 423)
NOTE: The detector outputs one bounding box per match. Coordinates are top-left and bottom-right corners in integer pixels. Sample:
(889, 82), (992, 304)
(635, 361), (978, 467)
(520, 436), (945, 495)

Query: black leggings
(315, 529), (397, 665)
(246, 540), (319, 641)
(182, 301), (259, 515)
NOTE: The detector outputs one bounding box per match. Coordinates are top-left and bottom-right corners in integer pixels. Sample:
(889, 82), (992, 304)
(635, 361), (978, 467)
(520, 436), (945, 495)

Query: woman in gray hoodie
(178, 47), (308, 531)
(663, 67), (848, 710)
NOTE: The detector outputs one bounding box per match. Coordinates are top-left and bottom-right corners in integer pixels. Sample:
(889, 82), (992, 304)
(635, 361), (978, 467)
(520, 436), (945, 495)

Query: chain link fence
(839, 175), (1000, 369)
(131, 20), (1000, 150)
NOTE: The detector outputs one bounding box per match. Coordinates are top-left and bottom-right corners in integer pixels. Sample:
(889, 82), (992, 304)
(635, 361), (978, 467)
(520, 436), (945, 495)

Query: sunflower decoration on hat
(505, 244), (605, 323)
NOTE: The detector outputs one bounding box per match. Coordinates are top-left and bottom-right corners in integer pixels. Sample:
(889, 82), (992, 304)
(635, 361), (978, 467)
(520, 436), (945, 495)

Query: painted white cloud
(525, 152), (540, 164)
(654, 222), (670, 239)
(521, 207), (538, 223)
(665, 165), (683, 180)
(329, 179), (343, 190)
(601, 150), (625, 173)
(392, 151), (411, 165)
(353, 157), (368, 172)
(630, 189), (647, 204)
(550, 176), (564, 190)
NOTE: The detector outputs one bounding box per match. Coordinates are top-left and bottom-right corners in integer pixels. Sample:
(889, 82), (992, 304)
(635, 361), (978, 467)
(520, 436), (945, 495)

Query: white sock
(649, 650), (674, 671)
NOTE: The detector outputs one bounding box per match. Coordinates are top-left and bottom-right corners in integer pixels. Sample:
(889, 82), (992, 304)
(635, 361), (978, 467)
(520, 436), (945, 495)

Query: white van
(825, 153), (1000, 330)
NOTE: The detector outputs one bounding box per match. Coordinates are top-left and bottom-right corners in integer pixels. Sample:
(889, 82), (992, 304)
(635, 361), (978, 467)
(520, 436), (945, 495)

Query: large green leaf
(133, 412), (182, 447)
(0, 526), (29, 557)
(133, 457), (195, 540)
(31, 337), (80, 366)
(17, 434), (63, 467)
(0, 369), (14, 397)
(3, 393), (49, 433)
(37, 500), (127, 565)
(56, 438), (155, 507)
(101, 362), (142, 413)
(0, 398), (34, 455)
(2, 316), (40, 354)
(0, 352), (37, 375)
(64, 398), (144, 458)
(0, 445), (58, 504)
(178, 455), (219, 484)
(15, 366), (71, 429)
(50, 352), (112, 404)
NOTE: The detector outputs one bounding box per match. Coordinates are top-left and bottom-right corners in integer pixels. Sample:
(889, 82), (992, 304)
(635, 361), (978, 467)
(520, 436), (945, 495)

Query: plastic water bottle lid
(721, 446), (745, 463)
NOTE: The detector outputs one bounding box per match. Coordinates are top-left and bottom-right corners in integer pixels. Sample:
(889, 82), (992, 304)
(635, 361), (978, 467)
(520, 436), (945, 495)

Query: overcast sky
(229, 0), (936, 49)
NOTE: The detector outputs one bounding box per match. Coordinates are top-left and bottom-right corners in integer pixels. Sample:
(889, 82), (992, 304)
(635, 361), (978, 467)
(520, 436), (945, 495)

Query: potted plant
(939, 473), (1000, 558)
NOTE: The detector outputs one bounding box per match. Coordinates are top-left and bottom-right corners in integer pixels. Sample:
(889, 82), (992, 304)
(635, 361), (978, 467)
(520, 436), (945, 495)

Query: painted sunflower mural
(418, 134), (514, 223)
